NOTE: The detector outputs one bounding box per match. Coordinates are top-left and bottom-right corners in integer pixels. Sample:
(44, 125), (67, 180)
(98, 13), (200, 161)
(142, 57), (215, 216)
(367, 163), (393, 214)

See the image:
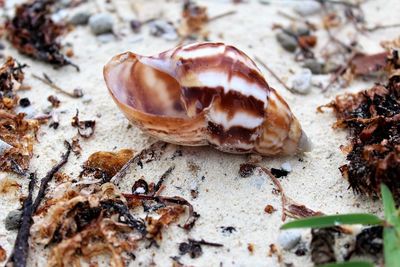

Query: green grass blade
(384, 227), (400, 267)
(381, 184), (397, 224)
(318, 261), (374, 267)
(281, 214), (383, 230)
(381, 184), (400, 229)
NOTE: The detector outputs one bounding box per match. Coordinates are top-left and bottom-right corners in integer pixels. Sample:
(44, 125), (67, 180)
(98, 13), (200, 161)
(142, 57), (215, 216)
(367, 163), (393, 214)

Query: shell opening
(104, 53), (188, 118)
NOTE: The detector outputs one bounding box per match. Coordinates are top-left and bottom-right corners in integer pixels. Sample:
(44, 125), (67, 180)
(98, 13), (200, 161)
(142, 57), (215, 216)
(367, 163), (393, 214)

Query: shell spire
(104, 42), (311, 156)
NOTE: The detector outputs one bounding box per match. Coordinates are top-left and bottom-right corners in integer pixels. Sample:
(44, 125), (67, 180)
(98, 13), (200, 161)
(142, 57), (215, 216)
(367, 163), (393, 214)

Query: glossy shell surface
(104, 42), (311, 156)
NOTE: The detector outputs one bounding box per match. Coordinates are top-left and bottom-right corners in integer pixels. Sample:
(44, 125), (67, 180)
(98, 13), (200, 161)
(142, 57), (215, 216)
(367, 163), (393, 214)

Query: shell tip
(298, 130), (312, 153)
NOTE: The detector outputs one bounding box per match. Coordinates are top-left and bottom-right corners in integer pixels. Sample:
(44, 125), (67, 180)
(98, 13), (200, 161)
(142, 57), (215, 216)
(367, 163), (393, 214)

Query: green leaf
(381, 184), (400, 267)
(318, 261), (374, 267)
(281, 214), (383, 230)
(384, 227), (400, 267)
(381, 184), (400, 227)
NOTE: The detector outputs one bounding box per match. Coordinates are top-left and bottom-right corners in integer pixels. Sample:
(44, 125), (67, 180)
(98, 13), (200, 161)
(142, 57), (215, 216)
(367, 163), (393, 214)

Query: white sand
(0, 0), (399, 266)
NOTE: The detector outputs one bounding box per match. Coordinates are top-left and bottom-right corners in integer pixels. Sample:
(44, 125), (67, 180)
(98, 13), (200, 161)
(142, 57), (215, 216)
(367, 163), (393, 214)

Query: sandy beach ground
(0, 0), (399, 266)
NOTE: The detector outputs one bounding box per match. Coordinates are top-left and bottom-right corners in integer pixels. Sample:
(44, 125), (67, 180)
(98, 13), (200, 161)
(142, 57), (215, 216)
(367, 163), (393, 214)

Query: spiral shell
(104, 42), (311, 156)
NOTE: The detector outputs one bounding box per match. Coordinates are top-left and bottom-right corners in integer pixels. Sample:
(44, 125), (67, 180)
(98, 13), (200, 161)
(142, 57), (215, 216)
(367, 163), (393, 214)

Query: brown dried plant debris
(0, 177), (21, 194)
(71, 110), (96, 138)
(320, 50), (400, 203)
(81, 149), (134, 182)
(0, 57), (43, 174)
(180, 0), (208, 38)
(6, 0), (78, 70)
(31, 180), (191, 267)
(0, 245), (6, 262)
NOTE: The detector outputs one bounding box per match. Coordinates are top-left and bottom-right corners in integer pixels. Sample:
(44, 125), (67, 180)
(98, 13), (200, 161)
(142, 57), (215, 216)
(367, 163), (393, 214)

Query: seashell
(104, 42), (311, 156)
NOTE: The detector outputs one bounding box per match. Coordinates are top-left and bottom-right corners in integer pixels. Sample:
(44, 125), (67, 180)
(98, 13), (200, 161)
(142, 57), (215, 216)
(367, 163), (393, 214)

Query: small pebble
(15, 105), (36, 119)
(89, 13), (114, 35)
(0, 139), (12, 155)
(82, 95), (92, 104)
(276, 32), (297, 53)
(302, 59), (324, 74)
(281, 162), (292, 173)
(323, 61), (339, 74)
(97, 33), (115, 43)
(293, 1), (321, 16)
(5, 209), (23, 231)
(149, 20), (178, 41)
(291, 68), (312, 94)
(19, 97), (31, 107)
(295, 27), (310, 37)
(278, 230), (302, 250)
(69, 11), (91, 25)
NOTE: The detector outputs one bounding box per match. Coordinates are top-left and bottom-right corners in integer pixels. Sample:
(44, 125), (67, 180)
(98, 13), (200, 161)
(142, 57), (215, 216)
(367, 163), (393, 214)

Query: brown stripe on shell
(182, 86), (265, 119)
(206, 121), (257, 149)
(178, 54), (269, 91)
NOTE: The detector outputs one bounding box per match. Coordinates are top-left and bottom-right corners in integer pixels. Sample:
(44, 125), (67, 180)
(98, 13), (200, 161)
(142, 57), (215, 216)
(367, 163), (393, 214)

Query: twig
(31, 73), (82, 98)
(254, 56), (294, 94)
(276, 10), (317, 30)
(364, 23), (400, 32)
(259, 166), (288, 221)
(153, 165), (175, 196)
(123, 193), (198, 230)
(32, 141), (72, 211)
(208, 10), (236, 22)
(110, 141), (166, 184)
(188, 238), (223, 247)
(7, 174), (36, 267)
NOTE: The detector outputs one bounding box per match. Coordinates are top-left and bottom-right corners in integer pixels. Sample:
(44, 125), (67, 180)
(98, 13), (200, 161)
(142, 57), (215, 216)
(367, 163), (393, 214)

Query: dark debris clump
(6, 0), (78, 70)
(0, 57), (43, 174)
(320, 51), (400, 203)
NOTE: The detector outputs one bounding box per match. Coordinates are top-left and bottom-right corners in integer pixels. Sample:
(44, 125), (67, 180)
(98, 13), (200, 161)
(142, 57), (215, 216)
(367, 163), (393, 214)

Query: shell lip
(104, 52), (182, 120)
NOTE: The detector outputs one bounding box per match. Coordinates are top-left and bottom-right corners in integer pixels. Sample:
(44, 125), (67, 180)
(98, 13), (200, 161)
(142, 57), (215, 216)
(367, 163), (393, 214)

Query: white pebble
(0, 139), (12, 155)
(89, 13), (114, 35)
(293, 1), (321, 16)
(281, 162), (292, 173)
(278, 230), (302, 250)
(291, 68), (312, 95)
(15, 105), (36, 119)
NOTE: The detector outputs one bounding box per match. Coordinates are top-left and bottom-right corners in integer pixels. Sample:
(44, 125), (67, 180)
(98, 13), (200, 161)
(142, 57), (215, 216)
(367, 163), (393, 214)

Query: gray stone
(276, 32), (297, 53)
(293, 1), (321, 16)
(303, 59), (324, 74)
(89, 13), (114, 35)
(69, 11), (91, 25)
(5, 209), (22, 231)
(291, 68), (312, 94)
(278, 230), (302, 250)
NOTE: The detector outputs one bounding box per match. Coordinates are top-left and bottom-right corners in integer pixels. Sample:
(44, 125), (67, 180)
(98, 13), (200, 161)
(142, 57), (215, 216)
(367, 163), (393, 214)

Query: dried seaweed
(32, 183), (144, 266)
(6, 0), (78, 70)
(71, 110), (96, 138)
(311, 228), (336, 265)
(320, 52), (400, 203)
(6, 174), (36, 267)
(0, 57), (42, 174)
(178, 239), (222, 259)
(284, 204), (324, 219)
(354, 226), (383, 256)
